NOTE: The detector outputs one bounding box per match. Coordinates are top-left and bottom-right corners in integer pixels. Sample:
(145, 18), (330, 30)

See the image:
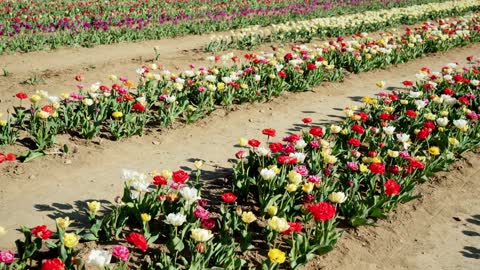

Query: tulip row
(205, 0), (480, 51)
(1, 58), (479, 270)
(0, 0), (441, 54)
(229, 57), (480, 268)
(0, 15), (479, 161)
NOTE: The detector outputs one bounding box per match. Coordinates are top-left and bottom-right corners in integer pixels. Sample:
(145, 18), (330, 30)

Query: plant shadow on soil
(460, 214), (480, 259)
(33, 200), (112, 231)
(30, 159), (269, 265)
(29, 158), (234, 229)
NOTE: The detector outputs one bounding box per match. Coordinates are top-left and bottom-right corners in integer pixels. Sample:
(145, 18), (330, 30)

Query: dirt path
(0, 32), (214, 111)
(1, 45), (479, 270)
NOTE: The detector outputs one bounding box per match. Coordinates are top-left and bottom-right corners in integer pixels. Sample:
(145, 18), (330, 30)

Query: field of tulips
(0, 0), (445, 54)
(0, 14), (479, 162)
(205, 0), (480, 51)
(1, 57), (479, 269)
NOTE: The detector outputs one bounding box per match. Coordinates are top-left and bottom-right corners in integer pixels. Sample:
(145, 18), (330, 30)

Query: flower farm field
(1, 1), (480, 270)
(0, 0), (458, 54)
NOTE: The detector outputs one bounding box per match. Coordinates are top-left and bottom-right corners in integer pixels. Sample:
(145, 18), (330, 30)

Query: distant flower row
(206, 0), (480, 51)
(1, 15), (479, 162)
(0, 0), (453, 53)
(1, 58), (479, 269)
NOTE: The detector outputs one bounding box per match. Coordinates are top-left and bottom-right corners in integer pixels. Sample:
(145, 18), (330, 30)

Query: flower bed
(1, 15), (479, 162)
(0, 0), (441, 54)
(1, 58), (479, 269)
(205, 0), (480, 51)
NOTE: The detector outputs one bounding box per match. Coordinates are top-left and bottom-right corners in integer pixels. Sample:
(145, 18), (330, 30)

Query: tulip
(141, 213), (151, 223)
(266, 205), (278, 216)
(268, 248), (286, 264)
(64, 233), (79, 248)
(87, 250), (111, 268)
(165, 213), (186, 227)
(328, 192), (347, 204)
(55, 217), (72, 230)
(179, 186), (201, 204)
(260, 168), (276, 181)
(267, 216), (289, 233)
(87, 201), (101, 215)
(190, 228), (213, 242)
(194, 160), (204, 170)
(0, 226), (7, 237)
(241, 211), (257, 224)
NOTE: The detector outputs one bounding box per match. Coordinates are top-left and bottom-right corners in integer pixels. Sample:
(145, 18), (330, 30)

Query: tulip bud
(266, 205), (278, 216)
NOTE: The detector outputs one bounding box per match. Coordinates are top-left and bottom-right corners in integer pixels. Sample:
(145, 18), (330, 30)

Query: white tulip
(87, 250), (111, 268)
(289, 152), (306, 163)
(295, 139), (307, 149)
(179, 187), (201, 204)
(260, 168), (276, 181)
(383, 126), (395, 136)
(165, 213), (187, 227)
(436, 117), (449, 127)
(396, 133), (410, 143)
(256, 147), (271, 157)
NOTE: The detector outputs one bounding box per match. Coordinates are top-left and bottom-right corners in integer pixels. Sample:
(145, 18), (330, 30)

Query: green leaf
(44, 241), (57, 249)
(34, 237), (43, 250)
(63, 144), (69, 154)
(126, 202), (135, 208)
(169, 236), (184, 252)
(81, 233), (98, 241)
(147, 233), (159, 244)
(349, 217), (369, 227)
(370, 208), (387, 219)
(17, 151), (45, 163)
(60, 245), (67, 261)
(20, 225), (30, 233)
(317, 245), (334, 255)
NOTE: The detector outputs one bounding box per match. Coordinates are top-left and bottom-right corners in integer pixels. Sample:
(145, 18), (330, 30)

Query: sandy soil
(0, 32), (214, 111)
(0, 25), (479, 269)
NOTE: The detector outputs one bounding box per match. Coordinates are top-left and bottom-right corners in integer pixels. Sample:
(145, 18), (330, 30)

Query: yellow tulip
(64, 233), (79, 248)
(238, 137), (248, 147)
(112, 111), (123, 118)
(266, 205), (278, 216)
(161, 169), (173, 179)
(36, 111), (49, 119)
(87, 201), (101, 215)
(286, 184), (298, 193)
(241, 211), (257, 224)
(56, 217), (73, 230)
(30, 95), (42, 103)
(0, 226), (7, 237)
(376, 81), (386, 88)
(302, 182), (314, 194)
(141, 213), (151, 222)
(448, 137), (459, 145)
(428, 147), (440, 156)
(288, 171), (302, 184)
(359, 164), (368, 173)
(268, 248), (286, 264)
(194, 160), (204, 170)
